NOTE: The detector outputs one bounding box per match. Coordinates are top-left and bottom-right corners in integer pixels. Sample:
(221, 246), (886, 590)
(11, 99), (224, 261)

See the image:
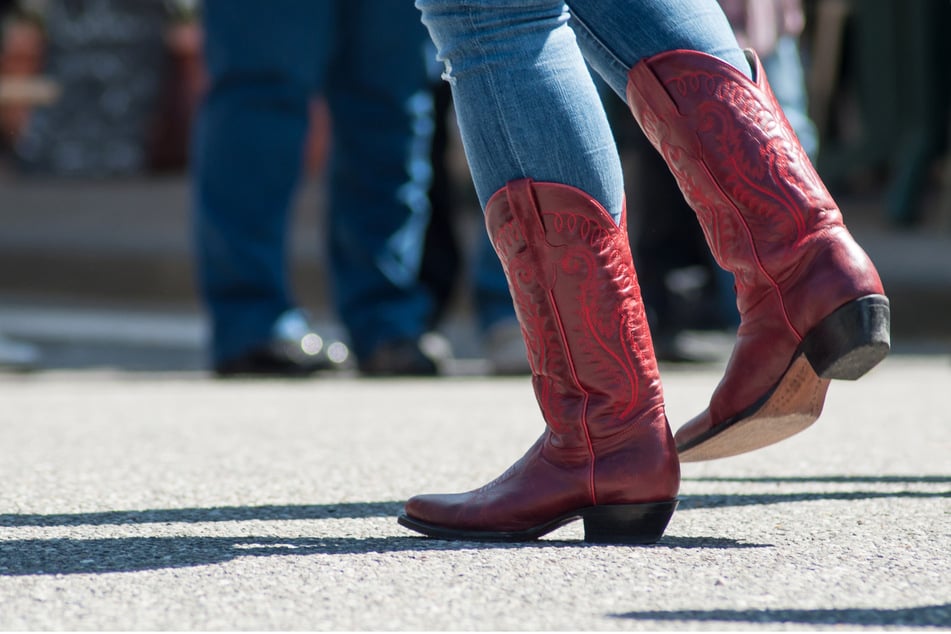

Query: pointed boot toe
(397, 180), (679, 544)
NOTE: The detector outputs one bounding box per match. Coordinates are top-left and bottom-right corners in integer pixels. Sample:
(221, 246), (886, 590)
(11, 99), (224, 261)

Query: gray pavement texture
(1, 351), (949, 631)
(0, 170), (950, 630)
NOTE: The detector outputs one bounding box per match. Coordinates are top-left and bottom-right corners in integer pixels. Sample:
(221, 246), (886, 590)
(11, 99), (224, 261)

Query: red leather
(625, 49), (885, 443)
(403, 180), (679, 532)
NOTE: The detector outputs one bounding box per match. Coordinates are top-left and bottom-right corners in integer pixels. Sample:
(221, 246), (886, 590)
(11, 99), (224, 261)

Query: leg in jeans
(326, 1), (438, 368)
(193, 0), (332, 369)
(428, 0), (885, 462)
(399, 0), (741, 542)
(417, 0), (627, 222)
(617, 41), (887, 459)
(401, 0), (888, 540)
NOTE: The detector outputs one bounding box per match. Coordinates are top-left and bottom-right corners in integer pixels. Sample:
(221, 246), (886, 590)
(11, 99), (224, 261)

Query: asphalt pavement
(0, 330), (948, 630)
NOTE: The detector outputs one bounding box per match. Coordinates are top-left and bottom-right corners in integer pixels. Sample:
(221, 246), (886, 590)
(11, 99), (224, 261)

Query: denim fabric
(193, 0), (435, 363)
(415, 0), (749, 224)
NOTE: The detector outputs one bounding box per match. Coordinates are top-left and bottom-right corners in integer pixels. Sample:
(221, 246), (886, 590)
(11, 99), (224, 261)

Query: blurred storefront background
(0, 0), (949, 342)
(2, 0), (949, 220)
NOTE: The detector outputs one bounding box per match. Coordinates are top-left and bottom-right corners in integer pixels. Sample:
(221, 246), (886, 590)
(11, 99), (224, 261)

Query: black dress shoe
(214, 309), (348, 378)
(357, 339), (438, 377)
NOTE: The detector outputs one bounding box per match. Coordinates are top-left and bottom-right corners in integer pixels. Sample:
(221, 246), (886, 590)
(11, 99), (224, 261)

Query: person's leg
(325, 0), (437, 373)
(407, 0), (888, 520)
(400, 177), (681, 543)
(418, 0), (626, 222)
(564, 0), (888, 460)
(402, 0), (681, 542)
(421, 75), (527, 374)
(192, 0), (333, 369)
(0, 330), (40, 370)
(623, 31), (819, 347)
(566, 0), (750, 97)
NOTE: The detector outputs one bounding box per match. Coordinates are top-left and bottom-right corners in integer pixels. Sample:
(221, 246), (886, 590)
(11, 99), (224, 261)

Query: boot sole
(397, 499), (678, 544)
(678, 294), (890, 462)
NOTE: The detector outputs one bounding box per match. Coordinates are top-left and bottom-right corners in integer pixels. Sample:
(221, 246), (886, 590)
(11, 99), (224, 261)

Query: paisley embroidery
(667, 70), (836, 253)
(629, 55), (849, 326)
(491, 195), (660, 442)
(626, 51), (881, 427)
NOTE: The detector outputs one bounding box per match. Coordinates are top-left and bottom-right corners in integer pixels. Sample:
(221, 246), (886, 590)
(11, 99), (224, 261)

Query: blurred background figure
(614, 0), (818, 362)
(192, 0), (440, 377)
(420, 69), (528, 376)
(0, 0), (41, 370)
(0, 329), (39, 369)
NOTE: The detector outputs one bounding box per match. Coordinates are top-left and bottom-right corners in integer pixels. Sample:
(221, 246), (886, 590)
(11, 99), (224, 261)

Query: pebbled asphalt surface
(0, 346), (949, 630)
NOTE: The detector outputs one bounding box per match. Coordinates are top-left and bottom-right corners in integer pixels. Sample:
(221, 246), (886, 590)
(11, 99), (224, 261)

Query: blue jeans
(415, 0), (749, 225)
(193, 0), (435, 364)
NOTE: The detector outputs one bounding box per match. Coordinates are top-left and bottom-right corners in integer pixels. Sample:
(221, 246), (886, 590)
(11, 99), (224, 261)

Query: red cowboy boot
(626, 50), (890, 462)
(398, 179), (679, 543)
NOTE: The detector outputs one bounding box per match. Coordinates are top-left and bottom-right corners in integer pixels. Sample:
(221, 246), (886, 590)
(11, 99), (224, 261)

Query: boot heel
(581, 500), (678, 545)
(800, 294), (890, 380)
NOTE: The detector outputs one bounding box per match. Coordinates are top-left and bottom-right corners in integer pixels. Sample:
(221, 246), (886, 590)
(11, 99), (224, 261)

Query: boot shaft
(626, 49), (884, 336)
(485, 179), (666, 443)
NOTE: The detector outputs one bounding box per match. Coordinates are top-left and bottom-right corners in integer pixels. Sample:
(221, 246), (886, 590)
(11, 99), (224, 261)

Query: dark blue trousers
(193, 0), (435, 364)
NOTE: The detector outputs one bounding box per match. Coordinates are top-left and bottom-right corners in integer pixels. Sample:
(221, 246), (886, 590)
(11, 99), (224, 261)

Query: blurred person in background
(421, 62), (529, 375)
(0, 0), (39, 370)
(0, 328), (39, 370)
(193, 0), (441, 377)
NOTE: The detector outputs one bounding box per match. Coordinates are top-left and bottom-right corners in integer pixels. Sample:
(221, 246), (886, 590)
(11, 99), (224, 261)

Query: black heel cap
(801, 294), (891, 380)
(582, 500), (678, 544)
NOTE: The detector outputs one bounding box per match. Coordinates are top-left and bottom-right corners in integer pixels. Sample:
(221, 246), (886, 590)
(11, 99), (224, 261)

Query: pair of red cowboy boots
(398, 50), (890, 544)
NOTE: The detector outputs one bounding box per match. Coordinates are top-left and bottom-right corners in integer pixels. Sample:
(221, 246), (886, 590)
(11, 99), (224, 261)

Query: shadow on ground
(3, 475), (947, 529)
(611, 604), (951, 628)
(1, 476), (947, 577)
(0, 532), (767, 577)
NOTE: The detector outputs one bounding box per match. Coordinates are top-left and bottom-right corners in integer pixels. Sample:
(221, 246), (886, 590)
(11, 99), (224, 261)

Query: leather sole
(397, 499), (679, 544)
(678, 294), (890, 462)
